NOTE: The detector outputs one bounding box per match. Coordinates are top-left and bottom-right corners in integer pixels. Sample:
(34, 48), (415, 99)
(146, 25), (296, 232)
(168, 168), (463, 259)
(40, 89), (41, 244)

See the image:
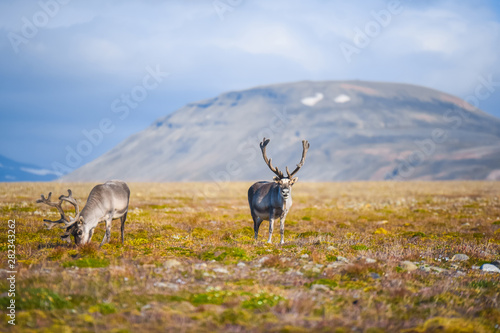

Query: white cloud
(5, 0), (498, 94)
(20, 167), (59, 176)
(1, 0), (500, 167)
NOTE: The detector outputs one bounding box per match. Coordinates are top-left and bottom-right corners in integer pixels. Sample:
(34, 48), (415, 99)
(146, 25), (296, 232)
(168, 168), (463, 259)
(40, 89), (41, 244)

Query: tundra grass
(0, 181), (499, 332)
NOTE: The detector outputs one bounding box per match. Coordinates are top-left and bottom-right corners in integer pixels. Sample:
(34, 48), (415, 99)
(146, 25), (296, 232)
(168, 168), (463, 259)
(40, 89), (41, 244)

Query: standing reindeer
(37, 180), (130, 247)
(248, 138), (310, 244)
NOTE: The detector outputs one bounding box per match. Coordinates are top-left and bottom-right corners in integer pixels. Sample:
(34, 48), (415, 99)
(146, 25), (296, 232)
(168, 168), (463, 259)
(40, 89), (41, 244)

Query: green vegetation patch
(191, 227), (213, 239)
(242, 292), (284, 310)
(200, 246), (250, 262)
(412, 316), (480, 333)
(402, 231), (427, 238)
(166, 246), (195, 257)
(233, 227), (254, 237)
(161, 224), (188, 235)
(351, 244), (369, 251)
(89, 302), (117, 315)
(217, 308), (252, 326)
(298, 231), (319, 238)
(1, 204), (38, 214)
(190, 290), (235, 305)
(297, 231), (334, 238)
(307, 278), (338, 290)
(468, 280), (498, 289)
(326, 254), (337, 262)
(18, 288), (72, 310)
(232, 279), (255, 286)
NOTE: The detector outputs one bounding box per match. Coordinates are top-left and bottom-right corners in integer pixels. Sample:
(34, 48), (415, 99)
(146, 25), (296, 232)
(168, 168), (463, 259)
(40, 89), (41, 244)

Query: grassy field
(1, 181), (500, 332)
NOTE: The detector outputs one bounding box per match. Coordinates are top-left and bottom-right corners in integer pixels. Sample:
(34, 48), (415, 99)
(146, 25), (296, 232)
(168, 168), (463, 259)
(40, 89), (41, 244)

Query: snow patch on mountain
(301, 93), (324, 106)
(334, 94), (351, 103)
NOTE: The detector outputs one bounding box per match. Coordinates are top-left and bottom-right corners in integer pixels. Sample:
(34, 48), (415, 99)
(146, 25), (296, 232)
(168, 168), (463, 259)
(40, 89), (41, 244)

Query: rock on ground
(480, 264), (500, 273)
(399, 261), (418, 271)
(163, 259), (181, 269)
(451, 254), (469, 261)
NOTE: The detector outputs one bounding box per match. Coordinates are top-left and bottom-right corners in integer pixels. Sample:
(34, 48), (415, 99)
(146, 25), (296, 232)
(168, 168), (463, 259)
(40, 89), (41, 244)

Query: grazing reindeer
(37, 180), (130, 247)
(248, 138), (310, 244)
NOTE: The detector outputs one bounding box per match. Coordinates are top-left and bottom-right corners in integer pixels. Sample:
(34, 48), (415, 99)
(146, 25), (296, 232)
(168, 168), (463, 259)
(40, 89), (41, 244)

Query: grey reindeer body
(37, 180), (130, 246)
(77, 180), (130, 246)
(249, 181), (292, 244)
(248, 138), (309, 244)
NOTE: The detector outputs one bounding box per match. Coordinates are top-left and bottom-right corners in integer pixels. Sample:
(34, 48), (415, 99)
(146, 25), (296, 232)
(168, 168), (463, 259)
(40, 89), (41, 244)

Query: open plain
(1, 181), (499, 332)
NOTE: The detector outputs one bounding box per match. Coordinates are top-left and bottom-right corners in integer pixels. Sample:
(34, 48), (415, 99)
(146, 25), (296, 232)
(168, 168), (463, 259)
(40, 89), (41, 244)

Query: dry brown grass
(0, 181), (499, 332)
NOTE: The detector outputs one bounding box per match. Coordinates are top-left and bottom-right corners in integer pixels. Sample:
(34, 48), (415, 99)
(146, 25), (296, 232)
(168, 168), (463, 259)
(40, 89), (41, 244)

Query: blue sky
(1, 0), (499, 175)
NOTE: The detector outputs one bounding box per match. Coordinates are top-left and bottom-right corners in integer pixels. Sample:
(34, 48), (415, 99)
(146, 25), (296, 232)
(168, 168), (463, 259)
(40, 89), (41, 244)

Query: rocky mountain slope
(63, 80), (500, 182)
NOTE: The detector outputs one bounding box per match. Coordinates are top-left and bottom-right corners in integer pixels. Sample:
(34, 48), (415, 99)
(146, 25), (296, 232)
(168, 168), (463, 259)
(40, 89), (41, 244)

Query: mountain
(63, 80), (500, 182)
(0, 155), (59, 182)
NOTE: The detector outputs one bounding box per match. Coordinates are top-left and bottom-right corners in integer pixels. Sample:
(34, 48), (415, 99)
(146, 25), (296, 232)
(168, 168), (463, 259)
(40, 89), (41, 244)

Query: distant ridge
(0, 155), (59, 182)
(63, 80), (500, 182)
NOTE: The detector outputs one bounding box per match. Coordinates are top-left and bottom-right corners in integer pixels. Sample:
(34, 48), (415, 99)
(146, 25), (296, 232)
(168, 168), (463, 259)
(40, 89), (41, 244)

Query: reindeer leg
(99, 232), (107, 248)
(253, 215), (263, 240)
(120, 212), (127, 244)
(106, 221), (112, 243)
(267, 218), (275, 244)
(99, 215), (112, 248)
(280, 212), (287, 245)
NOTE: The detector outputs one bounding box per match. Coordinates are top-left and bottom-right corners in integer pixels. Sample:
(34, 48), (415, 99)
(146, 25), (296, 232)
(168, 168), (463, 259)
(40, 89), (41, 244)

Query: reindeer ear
(78, 216), (84, 225)
(291, 177), (298, 185)
(273, 176), (280, 183)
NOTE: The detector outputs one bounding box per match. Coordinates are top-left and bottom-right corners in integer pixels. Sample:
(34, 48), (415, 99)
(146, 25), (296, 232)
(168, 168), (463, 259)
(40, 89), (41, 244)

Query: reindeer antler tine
(43, 219), (65, 230)
(58, 189), (72, 200)
(37, 190), (77, 238)
(260, 138), (284, 179)
(37, 192), (52, 203)
(59, 188), (80, 220)
(287, 139), (310, 178)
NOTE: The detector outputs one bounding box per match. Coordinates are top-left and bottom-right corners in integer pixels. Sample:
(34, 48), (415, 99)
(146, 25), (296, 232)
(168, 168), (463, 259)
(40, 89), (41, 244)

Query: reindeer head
(36, 190), (87, 245)
(72, 216), (94, 245)
(260, 138), (310, 199)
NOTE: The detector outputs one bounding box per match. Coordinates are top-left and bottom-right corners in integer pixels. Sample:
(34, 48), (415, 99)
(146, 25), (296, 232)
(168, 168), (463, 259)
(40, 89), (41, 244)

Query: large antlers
(260, 138), (284, 179)
(260, 138), (310, 179)
(286, 140), (310, 179)
(59, 189), (80, 218)
(36, 189), (80, 230)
